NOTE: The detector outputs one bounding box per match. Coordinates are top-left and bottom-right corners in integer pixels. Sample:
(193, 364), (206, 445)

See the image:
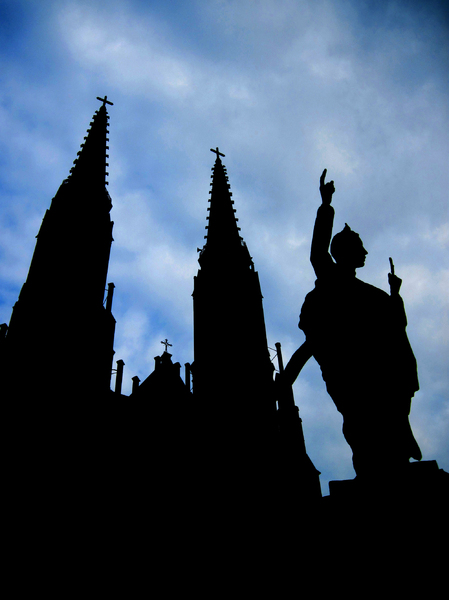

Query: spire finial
(96, 95), (114, 107)
(210, 147), (225, 159)
(161, 339), (172, 353)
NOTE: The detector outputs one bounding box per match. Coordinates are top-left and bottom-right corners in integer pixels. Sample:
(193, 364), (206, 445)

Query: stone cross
(210, 147), (225, 159)
(96, 95), (114, 107)
(161, 339), (173, 352)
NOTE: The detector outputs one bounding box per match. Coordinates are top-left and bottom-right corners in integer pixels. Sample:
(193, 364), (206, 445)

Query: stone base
(328, 460), (448, 502)
(320, 461), (448, 592)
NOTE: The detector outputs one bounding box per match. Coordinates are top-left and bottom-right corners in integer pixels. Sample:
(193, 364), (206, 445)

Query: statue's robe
(299, 204), (421, 476)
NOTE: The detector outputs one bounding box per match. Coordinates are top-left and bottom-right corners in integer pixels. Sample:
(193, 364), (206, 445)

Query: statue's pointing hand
(388, 257), (402, 295)
(320, 169), (335, 205)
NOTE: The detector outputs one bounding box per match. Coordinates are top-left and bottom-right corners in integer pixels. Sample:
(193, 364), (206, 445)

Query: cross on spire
(161, 339), (173, 352)
(96, 95), (114, 107)
(210, 147), (225, 159)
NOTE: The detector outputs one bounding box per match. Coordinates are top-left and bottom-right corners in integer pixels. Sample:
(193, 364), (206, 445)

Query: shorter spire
(199, 148), (253, 270)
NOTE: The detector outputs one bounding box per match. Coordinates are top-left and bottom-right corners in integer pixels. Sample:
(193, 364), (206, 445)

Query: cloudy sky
(0, 0), (447, 492)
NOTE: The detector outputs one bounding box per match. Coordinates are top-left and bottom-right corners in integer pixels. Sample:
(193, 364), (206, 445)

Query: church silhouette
(1, 99), (447, 580)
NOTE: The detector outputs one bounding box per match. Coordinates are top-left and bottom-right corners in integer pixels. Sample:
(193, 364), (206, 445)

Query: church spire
(65, 96), (112, 201)
(199, 149), (252, 270)
(2, 97), (117, 399)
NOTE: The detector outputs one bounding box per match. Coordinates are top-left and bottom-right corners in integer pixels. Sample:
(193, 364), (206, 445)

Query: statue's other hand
(388, 272), (402, 295)
(319, 168), (335, 205)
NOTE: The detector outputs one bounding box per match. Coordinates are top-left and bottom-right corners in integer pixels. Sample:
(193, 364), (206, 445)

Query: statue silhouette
(297, 169), (422, 479)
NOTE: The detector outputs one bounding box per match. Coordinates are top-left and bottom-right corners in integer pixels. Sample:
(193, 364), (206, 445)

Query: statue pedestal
(323, 461), (449, 573)
(320, 461), (448, 592)
(328, 460), (447, 503)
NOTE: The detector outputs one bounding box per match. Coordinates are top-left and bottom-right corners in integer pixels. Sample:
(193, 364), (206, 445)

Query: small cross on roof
(161, 339), (173, 352)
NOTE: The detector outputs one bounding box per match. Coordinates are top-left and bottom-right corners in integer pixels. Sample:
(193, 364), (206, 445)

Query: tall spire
(2, 97), (117, 400)
(199, 149), (252, 270)
(65, 97), (112, 203)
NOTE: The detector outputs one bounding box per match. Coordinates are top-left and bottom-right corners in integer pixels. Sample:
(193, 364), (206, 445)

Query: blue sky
(0, 0), (448, 491)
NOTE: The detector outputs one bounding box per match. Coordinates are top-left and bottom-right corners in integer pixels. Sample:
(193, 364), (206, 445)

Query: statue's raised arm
(310, 169), (336, 278)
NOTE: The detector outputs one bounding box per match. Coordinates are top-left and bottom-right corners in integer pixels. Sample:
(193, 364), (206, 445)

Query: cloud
(314, 128), (359, 176)
(399, 265), (449, 307)
(422, 222), (449, 249)
(60, 13), (193, 99)
(107, 191), (198, 379)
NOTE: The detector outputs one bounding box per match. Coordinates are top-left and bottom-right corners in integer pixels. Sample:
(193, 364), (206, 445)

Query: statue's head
(331, 223), (368, 268)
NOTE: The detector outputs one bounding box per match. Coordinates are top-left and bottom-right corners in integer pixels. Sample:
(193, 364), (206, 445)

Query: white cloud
(399, 265), (448, 308)
(296, 26), (355, 82)
(418, 321), (448, 354)
(58, 4), (194, 99)
(314, 128), (359, 176)
(422, 222), (449, 249)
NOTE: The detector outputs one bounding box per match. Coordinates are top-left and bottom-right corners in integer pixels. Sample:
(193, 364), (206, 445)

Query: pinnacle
(66, 101), (111, 191)
(199, 151), (251, 270)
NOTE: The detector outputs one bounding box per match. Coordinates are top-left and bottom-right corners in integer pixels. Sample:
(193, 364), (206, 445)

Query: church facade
(0, 99), (322, 536)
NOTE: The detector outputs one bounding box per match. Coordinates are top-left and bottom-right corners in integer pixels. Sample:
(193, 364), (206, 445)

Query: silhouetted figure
(298, 169), (422, 479)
